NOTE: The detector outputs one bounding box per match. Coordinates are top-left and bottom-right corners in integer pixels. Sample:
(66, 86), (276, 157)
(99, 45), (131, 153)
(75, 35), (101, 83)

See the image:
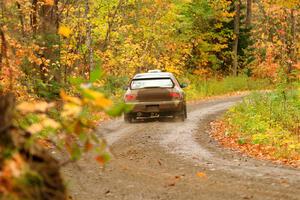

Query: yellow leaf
(41, 118), (61, 129)
(60, 90), (82, 105)
(276, 40), (283, 46)
(16, 102), (36, 113)
(61, 103), (82, 118)
(84, 89), (113, 109)
(58, 26), (72, 38)
(215, 23), (223, 29)
(36, 102), (55, 112)
(17, 101), (54, 113)
(26, 123), (43, 134)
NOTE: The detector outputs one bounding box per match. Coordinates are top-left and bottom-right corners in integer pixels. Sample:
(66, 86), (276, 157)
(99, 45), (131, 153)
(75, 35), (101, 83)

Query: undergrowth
(224, 89), (300, 162)
(184, 75), (271, 100)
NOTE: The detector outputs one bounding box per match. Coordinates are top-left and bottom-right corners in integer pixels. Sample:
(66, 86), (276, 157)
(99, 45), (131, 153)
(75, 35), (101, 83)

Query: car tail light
(169, 92), (181, 99)
(125, 94), (136, 101)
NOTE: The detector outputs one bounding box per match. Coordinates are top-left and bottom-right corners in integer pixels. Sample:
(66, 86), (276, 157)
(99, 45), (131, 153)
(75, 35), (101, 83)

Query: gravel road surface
(62, 96), (300, 200)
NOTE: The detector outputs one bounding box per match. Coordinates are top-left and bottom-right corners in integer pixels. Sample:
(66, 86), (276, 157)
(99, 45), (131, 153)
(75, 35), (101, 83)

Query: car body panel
(126, 100), (183, 113)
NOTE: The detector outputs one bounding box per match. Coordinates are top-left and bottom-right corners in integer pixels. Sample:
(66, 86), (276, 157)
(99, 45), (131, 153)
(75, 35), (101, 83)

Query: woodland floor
(59, 96), (300, 200)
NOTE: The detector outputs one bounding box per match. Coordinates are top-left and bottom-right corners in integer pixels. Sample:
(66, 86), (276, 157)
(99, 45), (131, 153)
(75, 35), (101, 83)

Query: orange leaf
(84, 141), (93, 152)
(196, 172), (207, 178)
(44, 0), (54, 5)
(95, 156), (105, 165)
(95, 153), (110, 165)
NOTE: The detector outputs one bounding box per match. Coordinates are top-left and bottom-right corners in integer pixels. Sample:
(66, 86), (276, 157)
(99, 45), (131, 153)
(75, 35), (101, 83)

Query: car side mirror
(180, 83), (188, 88)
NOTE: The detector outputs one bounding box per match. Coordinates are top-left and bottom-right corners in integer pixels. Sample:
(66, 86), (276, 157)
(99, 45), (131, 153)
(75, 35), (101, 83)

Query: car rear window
(131, 78), (174, 90)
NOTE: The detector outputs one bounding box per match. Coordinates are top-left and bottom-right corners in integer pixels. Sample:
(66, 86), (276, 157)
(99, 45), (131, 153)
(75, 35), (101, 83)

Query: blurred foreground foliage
(0, 0), (299, 198)
(0, 70), (130, 200)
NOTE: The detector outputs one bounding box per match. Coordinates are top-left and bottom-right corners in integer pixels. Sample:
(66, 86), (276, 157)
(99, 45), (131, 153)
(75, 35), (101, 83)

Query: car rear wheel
(184, 104), (187, 119)
(124, 114), (133, 123)
(179, 113), (185, 121)
(175, 109), (186, 122)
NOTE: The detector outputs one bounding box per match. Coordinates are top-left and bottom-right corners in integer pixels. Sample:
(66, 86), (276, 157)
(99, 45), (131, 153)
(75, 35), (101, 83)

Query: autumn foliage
(0, 0), (299, 199)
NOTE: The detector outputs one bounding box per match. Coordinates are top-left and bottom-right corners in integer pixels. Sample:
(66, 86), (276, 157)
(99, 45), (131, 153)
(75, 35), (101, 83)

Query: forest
(0, 0), (299, 199)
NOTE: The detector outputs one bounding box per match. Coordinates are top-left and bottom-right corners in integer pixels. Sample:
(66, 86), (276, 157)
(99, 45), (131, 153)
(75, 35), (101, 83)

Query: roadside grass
(184, 76), (271, 100)
(221, 90), (300, 166)
(100, 74), (271, 101)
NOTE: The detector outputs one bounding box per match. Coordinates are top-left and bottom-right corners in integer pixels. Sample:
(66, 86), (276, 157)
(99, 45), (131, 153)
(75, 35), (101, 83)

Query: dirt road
(62, 96), (300, 200)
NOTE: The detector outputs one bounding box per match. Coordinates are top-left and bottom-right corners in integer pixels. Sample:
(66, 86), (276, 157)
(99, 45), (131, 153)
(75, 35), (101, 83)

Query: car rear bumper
(125, 100), (184, 117)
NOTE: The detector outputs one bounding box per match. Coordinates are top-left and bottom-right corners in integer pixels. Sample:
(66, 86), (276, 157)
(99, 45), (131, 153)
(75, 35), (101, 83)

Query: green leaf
(238, 137), (246, 145)
(79, 132), (88, 142)
(90, 67), (103, 83)
(106, 102), (133, 117)
(69, 77), (85, 86)
(71, 144), (82, 161)
(102, 152), (111, 163)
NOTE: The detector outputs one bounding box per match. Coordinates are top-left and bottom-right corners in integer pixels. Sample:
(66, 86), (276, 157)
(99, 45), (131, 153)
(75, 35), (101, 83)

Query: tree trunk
(246, 0), (252, 28)
(0, 0), (5, 72)
(0, 28), (13, 90)
(0, 93), (15, 140)
(0, 28), (4, 72)
(0, 93), (66, 200)
(30, 0), (61, 85)
(16, 2), (25, 36)
(31, 0), (38, 34)
(256, 0), (270, 44)
(232, 0), (241, 76)
(85, 0), (94, 77)
(102, 0), (123, 51)
(38, 0), (60, 83)
(290, 9), (296, 65)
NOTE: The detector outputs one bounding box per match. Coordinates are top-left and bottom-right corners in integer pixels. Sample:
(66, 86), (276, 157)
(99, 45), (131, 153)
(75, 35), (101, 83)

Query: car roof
(133, 72), (174, 79)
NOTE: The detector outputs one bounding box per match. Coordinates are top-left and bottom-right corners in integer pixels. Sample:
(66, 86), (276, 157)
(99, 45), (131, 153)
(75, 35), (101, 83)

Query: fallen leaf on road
(168, 182), (176, 187)
(166, 175), (182, 187)
(196, 172), (207, 178)
(157, 160), (162, 166)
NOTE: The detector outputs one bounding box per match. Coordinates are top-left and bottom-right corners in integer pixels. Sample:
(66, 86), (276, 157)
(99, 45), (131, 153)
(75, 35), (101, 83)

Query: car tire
(184, 104), (187, 119)
(179, 113), (185, 121)
(124, 114), (133, 123)
(176, 110), (185, 122)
